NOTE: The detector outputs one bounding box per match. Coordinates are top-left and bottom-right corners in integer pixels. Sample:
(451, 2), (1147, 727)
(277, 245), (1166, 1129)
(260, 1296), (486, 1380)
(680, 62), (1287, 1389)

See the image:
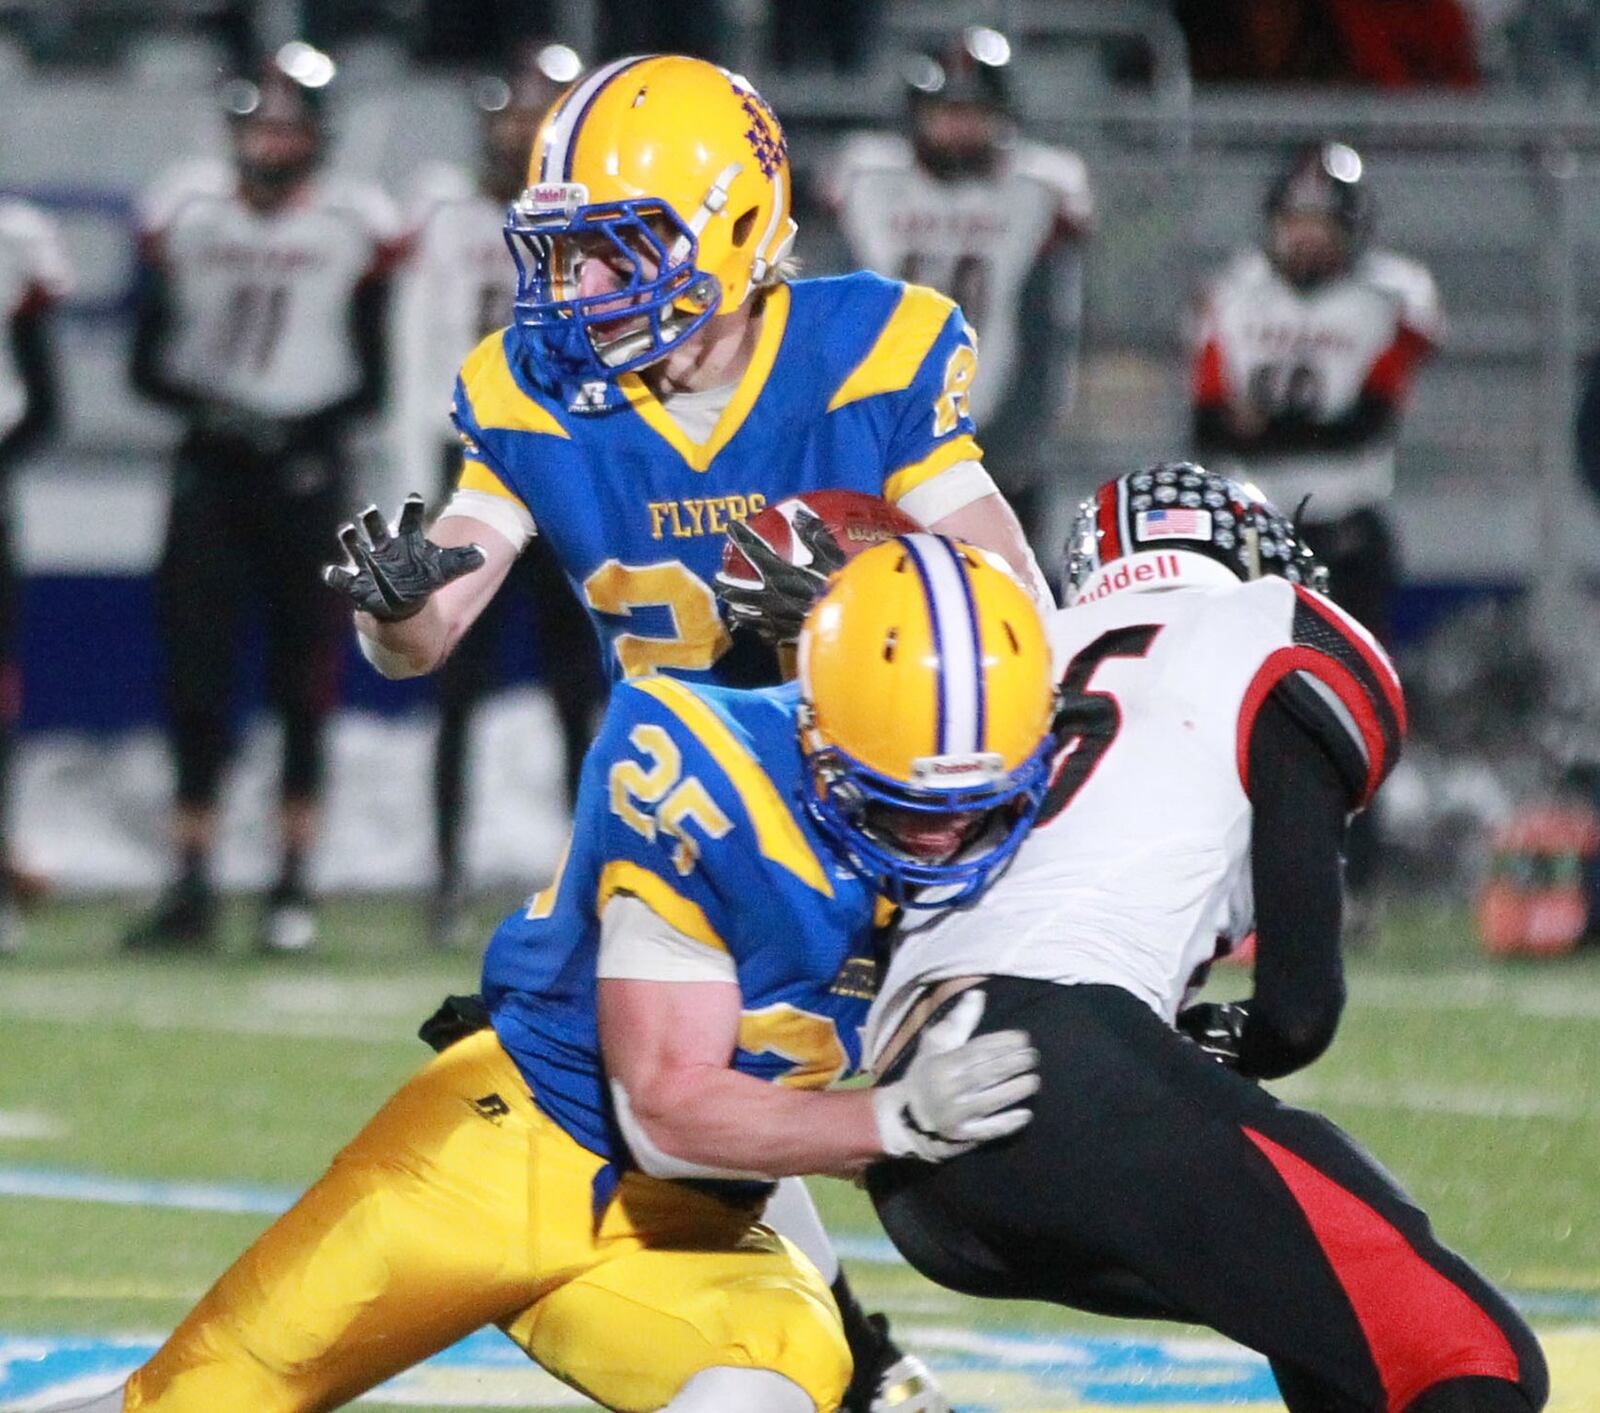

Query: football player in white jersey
(124, 44), (402, 955)
(0, 197), (70, 954)
(858, 466), (1547, 1413)
(1191, 141), (1440, 642)
(392, 52), (605, 947)
(826, 26), (1095, 550)
(1191, 142), (1440, 933)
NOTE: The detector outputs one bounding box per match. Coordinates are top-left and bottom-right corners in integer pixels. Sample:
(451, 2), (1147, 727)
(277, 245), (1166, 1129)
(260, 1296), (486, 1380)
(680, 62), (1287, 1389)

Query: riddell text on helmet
(1078, 553), (1186, 603)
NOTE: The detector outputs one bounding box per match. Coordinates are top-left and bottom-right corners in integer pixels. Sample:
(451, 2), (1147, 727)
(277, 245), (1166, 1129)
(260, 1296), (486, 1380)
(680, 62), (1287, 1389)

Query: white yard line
(1271, 1074), (1596, 1122)
(0, 1111), (69, 1141)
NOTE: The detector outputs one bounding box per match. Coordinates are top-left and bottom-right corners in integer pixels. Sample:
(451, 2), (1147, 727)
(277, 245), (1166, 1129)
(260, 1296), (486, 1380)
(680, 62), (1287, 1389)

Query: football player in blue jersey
(54, 538), (1054, 1413)
(323, 51), (1051, 1410)
(326, 52), (1048, 691)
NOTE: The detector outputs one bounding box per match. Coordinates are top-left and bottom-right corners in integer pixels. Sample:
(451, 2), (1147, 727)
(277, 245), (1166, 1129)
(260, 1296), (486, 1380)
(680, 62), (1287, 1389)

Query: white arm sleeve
(437, 488), (537, 554)
(597, 893), (738, 983)
(894, 458), (999, 524)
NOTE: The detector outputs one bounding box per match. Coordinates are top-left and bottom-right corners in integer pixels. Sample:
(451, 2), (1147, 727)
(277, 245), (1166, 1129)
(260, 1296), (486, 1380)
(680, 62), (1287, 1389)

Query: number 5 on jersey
(609, 723), (734, 875)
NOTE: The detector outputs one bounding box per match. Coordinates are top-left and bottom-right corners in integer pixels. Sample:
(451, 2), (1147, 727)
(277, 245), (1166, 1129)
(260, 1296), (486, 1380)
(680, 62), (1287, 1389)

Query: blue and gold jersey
(451, 272), (980, 685)
(481, 674), (879, 1169)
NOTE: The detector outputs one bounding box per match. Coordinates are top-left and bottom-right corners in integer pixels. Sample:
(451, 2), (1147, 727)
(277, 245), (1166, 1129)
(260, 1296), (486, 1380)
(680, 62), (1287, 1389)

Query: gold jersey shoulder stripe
(882, 433), (984, 504)
(460, 330), (571, 440)
(631, 677), (834, 898)
(457, 460), (522, 502)
(827, 284), (959, 413)
(595, 859), (728, 953)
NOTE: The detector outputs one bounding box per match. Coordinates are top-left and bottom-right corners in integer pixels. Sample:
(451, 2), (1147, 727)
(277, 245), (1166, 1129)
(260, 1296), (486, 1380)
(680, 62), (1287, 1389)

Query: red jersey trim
(1292, 586), (1406, 734)
(1363, 324), (1433, 405)
(1193, 336), (1228, 405)
(1237, 645), (1387, 806)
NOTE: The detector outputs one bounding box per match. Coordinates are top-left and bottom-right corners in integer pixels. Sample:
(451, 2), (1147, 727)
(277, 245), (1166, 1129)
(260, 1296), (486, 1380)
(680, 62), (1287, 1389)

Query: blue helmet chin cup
(505, 193), (721, 411)
(802, 741), (1052, 910)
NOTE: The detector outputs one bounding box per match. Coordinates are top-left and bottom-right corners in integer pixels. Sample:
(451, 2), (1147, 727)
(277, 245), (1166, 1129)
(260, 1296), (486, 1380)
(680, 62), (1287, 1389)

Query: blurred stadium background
(1, 0), (1598, 1409)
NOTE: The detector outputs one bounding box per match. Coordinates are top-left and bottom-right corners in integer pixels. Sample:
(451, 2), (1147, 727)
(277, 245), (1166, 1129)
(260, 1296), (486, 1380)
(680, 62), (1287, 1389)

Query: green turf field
(1, 895), (1595, 1410)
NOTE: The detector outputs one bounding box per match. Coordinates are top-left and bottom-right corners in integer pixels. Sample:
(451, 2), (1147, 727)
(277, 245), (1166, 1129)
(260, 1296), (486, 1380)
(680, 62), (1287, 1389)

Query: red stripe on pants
(1242, 1127), (1519, 1412)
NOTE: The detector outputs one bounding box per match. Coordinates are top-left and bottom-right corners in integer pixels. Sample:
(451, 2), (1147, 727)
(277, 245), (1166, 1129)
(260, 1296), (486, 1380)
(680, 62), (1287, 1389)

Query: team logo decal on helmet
(1063, 462), (1329, 605)
(797, 534), (1055, 908)
(504, 54), (798, 411)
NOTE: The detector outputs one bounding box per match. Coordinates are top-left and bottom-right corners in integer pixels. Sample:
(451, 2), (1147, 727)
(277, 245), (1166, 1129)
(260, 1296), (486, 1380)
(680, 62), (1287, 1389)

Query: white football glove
(872, 990), (1040, 1164)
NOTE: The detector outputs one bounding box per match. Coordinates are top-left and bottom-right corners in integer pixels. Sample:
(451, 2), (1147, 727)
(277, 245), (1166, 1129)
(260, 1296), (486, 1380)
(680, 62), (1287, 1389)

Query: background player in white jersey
(1190, 141), (1441, 643)
(0, 197), (70, 954)
(124, 45), (401, 955)
(392, 51), (604, 947)
(1190, 142), (1440, 935)
(826, 26), (1095, 553)
(860, 465), (1547, 1413)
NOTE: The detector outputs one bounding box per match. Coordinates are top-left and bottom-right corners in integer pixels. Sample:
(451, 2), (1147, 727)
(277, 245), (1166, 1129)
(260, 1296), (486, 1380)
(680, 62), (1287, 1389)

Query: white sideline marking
(0, 1111), (69, 1141)
(1352, 972), (1600, 1020)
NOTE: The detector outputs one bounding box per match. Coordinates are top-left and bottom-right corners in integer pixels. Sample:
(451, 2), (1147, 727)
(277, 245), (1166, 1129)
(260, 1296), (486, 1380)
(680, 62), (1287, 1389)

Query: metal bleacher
(1, 5), (1598, 618)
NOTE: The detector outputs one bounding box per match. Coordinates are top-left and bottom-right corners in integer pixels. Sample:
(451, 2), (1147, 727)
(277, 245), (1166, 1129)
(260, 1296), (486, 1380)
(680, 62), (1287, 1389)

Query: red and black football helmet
(1265, 141), (1372, 288)
(1063, 463), (1328, 605)
(222, 42), (334, 202)
(903, 26), (1015, 180)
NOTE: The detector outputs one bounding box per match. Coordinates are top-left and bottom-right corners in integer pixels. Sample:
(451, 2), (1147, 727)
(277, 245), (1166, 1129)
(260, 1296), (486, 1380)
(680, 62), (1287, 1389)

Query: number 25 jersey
(482, 675), (878, 1173)
(870, 564), (1405, 1049)
(449, 272), (983, 685)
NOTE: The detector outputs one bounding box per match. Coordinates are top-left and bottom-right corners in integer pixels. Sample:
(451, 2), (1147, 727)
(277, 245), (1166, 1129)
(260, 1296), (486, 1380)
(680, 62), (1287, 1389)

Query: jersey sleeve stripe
(827, 284), (959, 413)
(459, 331), (570, 439)
(1237, 646), (1390, 807)
(1292, 587), (1406, 734)
(596, 860), (729, 954)
(457, 461), (522, 501)
(882, 433), (983, 504)
(631, 678), (835, 898)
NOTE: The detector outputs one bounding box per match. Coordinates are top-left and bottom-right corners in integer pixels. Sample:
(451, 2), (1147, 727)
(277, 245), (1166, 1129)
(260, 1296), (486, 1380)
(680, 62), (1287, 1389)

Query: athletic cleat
(842, 1314), (950, 1413)
(121, 880), (219, 952)
(258, 886), (318, 954)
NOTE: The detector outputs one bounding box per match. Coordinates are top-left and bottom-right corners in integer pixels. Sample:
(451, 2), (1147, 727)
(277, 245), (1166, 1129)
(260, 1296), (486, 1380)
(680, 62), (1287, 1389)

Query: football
(719, 489), (921, 586)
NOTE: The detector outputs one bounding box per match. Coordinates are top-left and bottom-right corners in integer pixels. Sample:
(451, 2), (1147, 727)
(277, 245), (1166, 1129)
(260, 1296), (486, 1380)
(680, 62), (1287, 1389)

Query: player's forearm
(624, 1065), (883, 1180)
(929, 492), (1054, 609)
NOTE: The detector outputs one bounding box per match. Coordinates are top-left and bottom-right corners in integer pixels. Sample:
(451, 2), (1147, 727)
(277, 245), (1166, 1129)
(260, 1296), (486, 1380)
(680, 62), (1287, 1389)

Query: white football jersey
(1193, 248), (1442, 516)
(866, 556), (1404, 1061)
(137, 159), (401, 418)
(827, 134), (1093, 426)
(0, 199), (72, 438)
(391, 163), (518, 496)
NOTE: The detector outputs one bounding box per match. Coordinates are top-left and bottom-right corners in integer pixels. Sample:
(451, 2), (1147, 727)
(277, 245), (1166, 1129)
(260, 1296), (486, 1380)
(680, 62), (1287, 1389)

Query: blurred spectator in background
(1176, 0), (1479, 86)
(1190, 141), (1441, 937)
(410, 0), (554, 69)
(770, 0), (883, 72)
(593, 0), (727, 63)
(0, 197), (69, 955)
(392, 48), (604, 948)
(123, 44), (400, 955)
(826, 27), (1094, 557)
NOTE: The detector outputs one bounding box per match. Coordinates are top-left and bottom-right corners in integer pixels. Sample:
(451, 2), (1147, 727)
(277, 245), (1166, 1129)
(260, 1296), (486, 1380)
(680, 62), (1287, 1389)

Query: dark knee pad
(1407, 1376), (1538, 1413)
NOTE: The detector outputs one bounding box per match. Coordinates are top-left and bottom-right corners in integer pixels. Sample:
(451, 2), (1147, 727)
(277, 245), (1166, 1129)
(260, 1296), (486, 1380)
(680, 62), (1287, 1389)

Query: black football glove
(716, 506), (847, 646)
(1175, 1000), (1252, 1070)
(322, 494), (486, 622)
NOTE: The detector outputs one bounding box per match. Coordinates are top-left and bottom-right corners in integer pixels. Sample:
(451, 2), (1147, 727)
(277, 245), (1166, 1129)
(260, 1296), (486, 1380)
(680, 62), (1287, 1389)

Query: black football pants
(156, 433), (346, 809)
(868, 980), (1547, 1413)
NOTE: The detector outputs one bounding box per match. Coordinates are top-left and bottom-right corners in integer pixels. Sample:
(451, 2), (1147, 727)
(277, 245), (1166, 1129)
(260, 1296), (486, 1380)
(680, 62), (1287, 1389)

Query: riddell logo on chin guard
(1079, 553), (1184, 603)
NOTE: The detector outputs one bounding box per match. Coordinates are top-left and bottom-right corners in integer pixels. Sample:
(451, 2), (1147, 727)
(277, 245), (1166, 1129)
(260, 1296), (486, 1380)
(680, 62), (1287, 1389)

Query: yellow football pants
(124, 1029), (850, 1413)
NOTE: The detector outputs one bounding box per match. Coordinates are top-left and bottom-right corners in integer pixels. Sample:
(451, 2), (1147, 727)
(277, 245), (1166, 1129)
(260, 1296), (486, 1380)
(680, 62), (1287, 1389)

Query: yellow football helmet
(797, 534), (1056, 907)
(505, 54), (797, 408)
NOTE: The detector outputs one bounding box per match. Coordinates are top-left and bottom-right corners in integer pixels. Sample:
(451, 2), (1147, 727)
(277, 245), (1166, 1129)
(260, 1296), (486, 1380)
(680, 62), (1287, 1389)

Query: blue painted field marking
(0, 1328), (1284, 1407)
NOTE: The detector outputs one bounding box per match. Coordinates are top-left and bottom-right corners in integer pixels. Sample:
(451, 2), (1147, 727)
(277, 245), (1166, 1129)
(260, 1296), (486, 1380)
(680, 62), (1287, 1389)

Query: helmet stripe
(539, 55), (649, 183)
(1095, 481), (1123, 565)
(902, 534), (983, 757)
